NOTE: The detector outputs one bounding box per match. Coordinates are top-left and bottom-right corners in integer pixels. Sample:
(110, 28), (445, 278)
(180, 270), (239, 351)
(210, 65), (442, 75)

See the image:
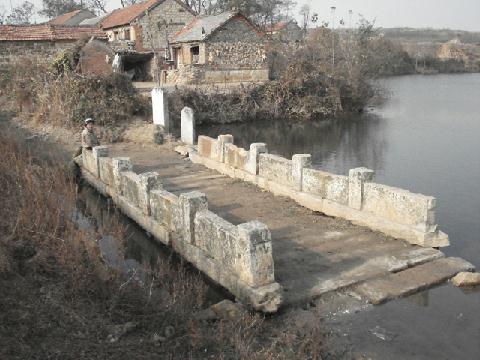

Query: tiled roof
(48, 9), (82, 25)
(101, 0), (195, 29)
(265, 22), (287, 32)
(100, 0), (160, 29)
(0, 24), (107, 41)
(172, 11), (261, 43)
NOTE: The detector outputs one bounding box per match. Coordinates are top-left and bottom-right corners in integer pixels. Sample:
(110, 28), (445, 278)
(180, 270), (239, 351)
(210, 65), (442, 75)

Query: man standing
(81, 118), (100, 150)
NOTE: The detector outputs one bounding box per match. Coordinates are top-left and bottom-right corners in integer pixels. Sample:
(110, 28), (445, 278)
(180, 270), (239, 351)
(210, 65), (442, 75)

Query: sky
(1, 0), (479, 32)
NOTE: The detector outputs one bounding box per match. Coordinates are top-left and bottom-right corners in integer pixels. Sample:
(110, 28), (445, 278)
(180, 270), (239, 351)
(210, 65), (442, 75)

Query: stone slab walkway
(108, 143), (474, 305)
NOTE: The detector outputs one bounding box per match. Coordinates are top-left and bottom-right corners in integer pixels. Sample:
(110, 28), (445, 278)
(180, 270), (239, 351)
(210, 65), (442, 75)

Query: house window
(124, 29), (131, 41)
(113, 31), (119, 41)
(190, 45), (200, 64)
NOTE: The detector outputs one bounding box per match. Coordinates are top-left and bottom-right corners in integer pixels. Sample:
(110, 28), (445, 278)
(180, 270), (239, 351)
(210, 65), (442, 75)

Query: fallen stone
(164, 325), (175, 338)
(451, 272), (480, 287)
(210, 300), (246, 321)
(353, 257), (475, 304)
(152, 333), (167, 344)
(174, 145), (194, 157)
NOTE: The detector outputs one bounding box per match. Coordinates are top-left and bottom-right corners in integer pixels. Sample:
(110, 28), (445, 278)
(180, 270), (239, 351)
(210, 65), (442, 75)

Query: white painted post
(181, 106), (195, 145)
(348, 167), (375, 210)
(245, 143), (267, 175)
(179, 191), (208, 245)
(292, 154), (312, 192)
(151, 88), (170, 132)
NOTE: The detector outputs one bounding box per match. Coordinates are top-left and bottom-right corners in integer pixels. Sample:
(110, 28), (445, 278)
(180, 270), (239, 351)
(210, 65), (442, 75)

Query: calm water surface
(199, 74), (480, 359)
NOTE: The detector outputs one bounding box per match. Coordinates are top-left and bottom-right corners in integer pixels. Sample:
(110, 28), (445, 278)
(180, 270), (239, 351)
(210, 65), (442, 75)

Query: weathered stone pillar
(92, 145), (109, 178)
(237, 221), (275, 287)
(292, 154), (312, 191)
(138, 172), (163, 215)
(178, 191), (208, 245)
(152, 88), (170, 132)
(112, 157), (132, 195)
(181, 107), (195, 145)
(348, 167), (375, 210)
(245, 143), (267, 175)
(214, 134), (234, 163)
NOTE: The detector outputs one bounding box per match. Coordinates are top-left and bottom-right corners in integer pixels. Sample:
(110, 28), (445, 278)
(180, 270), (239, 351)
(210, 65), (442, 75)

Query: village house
(165, 11), (269, 85)
(437, 38), (480, 72)
(47, 9), (97, 26)
(0, 24), (106, 71)
(265, 20), (303, 42)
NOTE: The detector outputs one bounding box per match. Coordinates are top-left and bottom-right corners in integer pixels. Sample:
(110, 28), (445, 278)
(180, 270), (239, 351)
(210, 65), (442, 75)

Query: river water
(199, 74), (480, 359)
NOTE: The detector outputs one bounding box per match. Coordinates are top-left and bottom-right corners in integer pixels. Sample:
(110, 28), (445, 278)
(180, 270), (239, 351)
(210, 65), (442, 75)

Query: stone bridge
(77, 108), (474, 313)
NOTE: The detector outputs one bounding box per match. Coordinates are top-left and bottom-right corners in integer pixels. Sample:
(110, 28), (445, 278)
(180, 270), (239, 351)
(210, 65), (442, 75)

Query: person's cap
(84, 118), (95, 125)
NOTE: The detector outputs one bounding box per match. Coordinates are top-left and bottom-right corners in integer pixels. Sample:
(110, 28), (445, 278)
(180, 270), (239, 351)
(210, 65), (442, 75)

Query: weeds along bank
(0, 55), (150, 130)
(0, 121), (331, 359)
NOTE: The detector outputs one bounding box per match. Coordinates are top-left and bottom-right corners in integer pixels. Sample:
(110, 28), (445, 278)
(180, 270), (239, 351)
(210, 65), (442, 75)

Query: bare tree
(299, 3), (309, 31)
(87, 0), (108, 14)
(5, 1), (35, 25)
(39, 0), (86, 18)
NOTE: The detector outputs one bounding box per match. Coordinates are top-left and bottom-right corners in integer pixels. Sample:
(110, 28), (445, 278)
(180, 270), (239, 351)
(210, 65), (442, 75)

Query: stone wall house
(437, 38), (480, 72)
(48, 9), (96, 26)
(0, 24), (107, 70)
(100, 0), (195, 53)
(166, 11), (269, 85)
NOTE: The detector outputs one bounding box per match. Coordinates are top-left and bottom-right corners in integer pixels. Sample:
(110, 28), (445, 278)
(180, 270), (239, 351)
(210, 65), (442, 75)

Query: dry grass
(0, 122), (330, 359)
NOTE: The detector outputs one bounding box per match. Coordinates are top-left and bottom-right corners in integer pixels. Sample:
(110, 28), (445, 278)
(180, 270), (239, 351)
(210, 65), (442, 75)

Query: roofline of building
(102, 0), (196, 30)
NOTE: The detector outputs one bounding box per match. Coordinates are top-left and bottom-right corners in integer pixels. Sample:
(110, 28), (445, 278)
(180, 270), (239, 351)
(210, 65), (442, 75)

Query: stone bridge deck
(106, 143), (473, 306)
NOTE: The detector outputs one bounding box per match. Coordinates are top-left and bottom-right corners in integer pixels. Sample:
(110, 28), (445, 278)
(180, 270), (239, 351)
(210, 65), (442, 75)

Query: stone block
(236, 221), (275, 287)
(292, 154), (312, 191)
(213, 134), (234, 163)
(151, 88), (170, 131)
(99, 157), (114, 187)
(82, 149), (96, 175)
(121, 171), (162, 215)
(112, 157), (132, 195)
(245, 143), (267, 175)
(194, 210), (238, 270)
(302, 168), (349, 205)
(348, 167), (375, 210)
(178, 191), (208, 245)
(181, 107), (195, 145)
(150, 189), (179, 231)
(92, 145), (109, 177)
(198, 135), (215, 158)
(363, 182), (437, 231)
(259, 153), (294, 188)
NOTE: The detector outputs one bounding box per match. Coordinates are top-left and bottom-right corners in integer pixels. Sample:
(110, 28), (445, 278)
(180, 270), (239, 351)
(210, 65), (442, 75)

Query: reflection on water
(199, 112), (387, 175)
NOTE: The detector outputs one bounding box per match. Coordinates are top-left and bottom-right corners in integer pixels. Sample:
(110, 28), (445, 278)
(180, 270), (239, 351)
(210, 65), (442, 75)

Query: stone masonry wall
(135, 0), (195, 52)
(0, 40), (74, 70)
(80, 146), (282, 313)
(191, 134), (449, 248)
(206, 16), (267, 71)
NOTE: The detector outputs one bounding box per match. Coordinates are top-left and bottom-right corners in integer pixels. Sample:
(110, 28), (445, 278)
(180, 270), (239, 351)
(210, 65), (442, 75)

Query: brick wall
(78, 39), (115, 76)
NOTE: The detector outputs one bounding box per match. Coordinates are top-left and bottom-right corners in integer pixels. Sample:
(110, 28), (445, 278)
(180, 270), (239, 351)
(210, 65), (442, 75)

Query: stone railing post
(179, 191), (208, 245)
(138, 172), (163, 215)
(215, 134), (234, 163)
(112, 157), (132, 195)
(245, 143), (267, 175)
(92, 145), (109, 177)
(348, 167), (375, 210)
(152, 88), (170, 132)
(236, 221), (275, 287)
(292, 154), (312, 191)
(181, 107), (195, 145)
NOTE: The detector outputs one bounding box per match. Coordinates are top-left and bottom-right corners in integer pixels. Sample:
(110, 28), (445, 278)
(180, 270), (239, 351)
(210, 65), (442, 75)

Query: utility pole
(331, 6), (336, 73)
